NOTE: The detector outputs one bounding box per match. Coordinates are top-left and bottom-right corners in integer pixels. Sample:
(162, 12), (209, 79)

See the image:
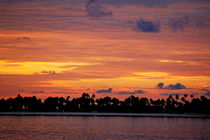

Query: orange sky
(0, 0), (210, 99)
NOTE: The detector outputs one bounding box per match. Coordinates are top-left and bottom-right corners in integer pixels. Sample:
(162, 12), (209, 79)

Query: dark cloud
(4, 0), (210, 7)
(165, 83), (186, 90)
(204, 91), (210, 97)
(191, 93), (199, 96)
(16, 37), (31, 42)
(31, 90), (44, 94)
(17, 88), (25, 93)
(161, 93), (199, 96)
(156, 82), (164, 89)
(85, 0), (112, 18)
(168, 15), (205, 31)
(51, 91), (76, 94)
(135, 19), (161, 33)
(104, 0), (176, 7)
(135, 90), (145, 94)
(118, 90), (145, 95)
(161, 93), (185, 96)
(104, 0), (210, 7)
(41, 70), (56, 75)
(96, 88), (113, 93)
(156, 83), (186, 90)
(201, 88), (210, 92)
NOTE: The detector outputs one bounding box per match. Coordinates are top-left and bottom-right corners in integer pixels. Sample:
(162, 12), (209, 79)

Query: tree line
(0, 93), (209, 114)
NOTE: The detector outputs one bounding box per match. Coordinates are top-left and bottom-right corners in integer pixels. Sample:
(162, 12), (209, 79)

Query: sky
(0, 0), (210, 99)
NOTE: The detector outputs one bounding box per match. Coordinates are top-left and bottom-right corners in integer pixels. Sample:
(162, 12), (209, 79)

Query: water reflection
(0, 116), (209, 140)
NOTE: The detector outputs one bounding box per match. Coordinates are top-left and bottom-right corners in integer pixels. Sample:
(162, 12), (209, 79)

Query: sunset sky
(0, 0), (210, 99)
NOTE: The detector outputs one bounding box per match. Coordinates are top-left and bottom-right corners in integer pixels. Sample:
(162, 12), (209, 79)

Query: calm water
(0, 116), (209, 140)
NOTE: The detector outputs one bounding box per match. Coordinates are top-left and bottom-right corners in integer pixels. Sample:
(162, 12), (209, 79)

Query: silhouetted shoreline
(0, 112), (209, 118)
(1, 93), (210, 114)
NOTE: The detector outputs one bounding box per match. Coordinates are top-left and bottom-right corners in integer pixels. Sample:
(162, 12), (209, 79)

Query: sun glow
(133, 72), (169, 78)
(0, 61), (99, 75)
(159, 59), (184, 63)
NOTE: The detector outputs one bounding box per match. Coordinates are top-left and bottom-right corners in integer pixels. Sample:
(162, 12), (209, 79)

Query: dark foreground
(1, 93), (210, 114)
(0, 116), (210, 140)
(0, 112), (210, 118)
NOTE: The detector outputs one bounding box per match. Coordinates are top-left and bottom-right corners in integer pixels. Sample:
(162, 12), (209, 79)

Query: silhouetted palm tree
(0, 94), (209, 114)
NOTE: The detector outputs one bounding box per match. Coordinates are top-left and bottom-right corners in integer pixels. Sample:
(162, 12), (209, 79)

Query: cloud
(201, 88), (210, 92)
(156, 82), (164, 89)
(17, 88), (25, 93)
(161, 93), (185, 96)
(104, 0), (210, 7)
(168, 15), (205, 31)
(165, 83), (186, 90)
(51, 91), (76, 94)
(4, 0), (210, 8)
(135, 19), (161, 33)
(156, 83), (186, 90)
(103, 0), (177, 7)
(85, 0), (112, 17)
(16, 37), (31, 42)
(96, 88), (113, 93)
(204, 91), (210, 97)
(161, 93), (198, 96)
(31, 90), (44, 94)
(3, 64), (21, 67)
(118, 90), (145, 95)
(41, 70), (56, 75)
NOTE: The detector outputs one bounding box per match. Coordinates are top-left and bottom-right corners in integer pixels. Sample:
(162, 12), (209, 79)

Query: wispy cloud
(161, 93), (185, 96)
(41, 70), (56, 75)
(31, 90), (44, 94)
(103, 0), (180, 7)
(85, 0), (112, 17)
(104, 0), (210, 7)
(161, 92), (199, 96)
(118, 90), (145, 95)
(168, 15), (205, 31)
(51, 91), (76, 94)
(204, 91), (210, 97)
(16, 37), (31, 42)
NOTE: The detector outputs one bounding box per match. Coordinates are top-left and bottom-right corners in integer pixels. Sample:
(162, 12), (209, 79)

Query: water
(0, 116), (209, 140)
